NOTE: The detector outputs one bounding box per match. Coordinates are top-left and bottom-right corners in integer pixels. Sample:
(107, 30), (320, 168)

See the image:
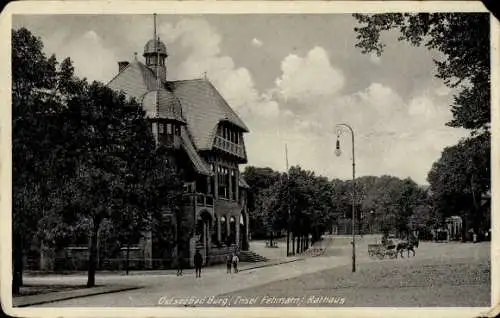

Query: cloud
(166, 19), (280, 121)
(275, 46), (345, 105)
(39, 29), (118, 83)
(31, 17), (466, 185)
(251, 38), (263, 47)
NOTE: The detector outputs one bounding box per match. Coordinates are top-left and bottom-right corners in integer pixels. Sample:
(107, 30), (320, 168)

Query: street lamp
(370, 210), (375, 234)
(335, 123), (356, 273)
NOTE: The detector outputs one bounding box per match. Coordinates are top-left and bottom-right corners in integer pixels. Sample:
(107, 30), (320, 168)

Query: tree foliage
(243, 164), (431, 246)
(427, 133), (491, 233)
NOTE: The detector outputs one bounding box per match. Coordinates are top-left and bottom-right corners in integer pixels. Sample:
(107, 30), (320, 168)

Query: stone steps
(238, 250), (269, 263)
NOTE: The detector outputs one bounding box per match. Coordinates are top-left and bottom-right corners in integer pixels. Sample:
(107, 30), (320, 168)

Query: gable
(170, 79), (249, 150)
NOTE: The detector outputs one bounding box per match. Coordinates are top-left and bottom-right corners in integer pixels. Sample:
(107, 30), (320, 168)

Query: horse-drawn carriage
(368, 240), (398, 259)
(368, 235), (418, 259)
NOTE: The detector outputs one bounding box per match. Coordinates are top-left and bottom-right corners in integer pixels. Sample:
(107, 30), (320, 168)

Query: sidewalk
(17, 257), (303, 307)
(25, 257), (303, 278)
(13, 285), (140, 307)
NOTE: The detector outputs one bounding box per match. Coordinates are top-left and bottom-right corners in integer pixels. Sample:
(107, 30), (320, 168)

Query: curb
(239, 258), (304, 272)
(14, 286), (142, 307)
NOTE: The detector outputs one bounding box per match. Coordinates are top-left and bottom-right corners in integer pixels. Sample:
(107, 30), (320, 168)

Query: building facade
(106, 20), (251, 268)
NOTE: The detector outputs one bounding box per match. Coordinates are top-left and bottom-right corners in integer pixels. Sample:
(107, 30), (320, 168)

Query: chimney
(118, 61), (129, 72)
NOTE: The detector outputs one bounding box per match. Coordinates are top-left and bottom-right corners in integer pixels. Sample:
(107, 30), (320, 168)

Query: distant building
(106, 15), (251, 267)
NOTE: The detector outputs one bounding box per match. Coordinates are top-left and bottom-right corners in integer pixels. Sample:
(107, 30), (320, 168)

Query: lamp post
(335, 123), (356, 273)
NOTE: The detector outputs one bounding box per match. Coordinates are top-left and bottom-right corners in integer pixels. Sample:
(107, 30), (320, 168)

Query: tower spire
(155, 36), (161, 118)
(153, 13), (157, 42)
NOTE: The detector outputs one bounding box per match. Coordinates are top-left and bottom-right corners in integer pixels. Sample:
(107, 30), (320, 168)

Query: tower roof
(141, 88), (186, 123)
(144, 39), (167, 56)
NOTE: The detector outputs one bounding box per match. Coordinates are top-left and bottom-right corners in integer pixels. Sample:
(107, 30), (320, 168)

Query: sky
(12, 14), (469, 185)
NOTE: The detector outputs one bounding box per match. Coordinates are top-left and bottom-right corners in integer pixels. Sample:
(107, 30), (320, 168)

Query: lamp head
(335, 137), (341, 157)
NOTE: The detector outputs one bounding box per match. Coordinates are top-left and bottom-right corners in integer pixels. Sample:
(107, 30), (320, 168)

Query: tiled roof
(170, 79), (249, 150)
(180, 126), (212, 176)
(144, 39), (167, 56)
(141, 89), (186, 123)
(107, 59), (157, 100)
(107, 58), (249, 162)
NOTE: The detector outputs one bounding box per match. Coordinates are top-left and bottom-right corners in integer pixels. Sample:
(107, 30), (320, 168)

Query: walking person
(194, 250), (203, 278)
(226, 254), (232, 274)
(232, 253), (239, 273)
(176, 255), (183, 276)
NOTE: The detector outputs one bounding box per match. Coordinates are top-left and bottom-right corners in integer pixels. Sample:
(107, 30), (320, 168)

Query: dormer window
(218, 124), (241, 145)
(157, 122), (181, 137)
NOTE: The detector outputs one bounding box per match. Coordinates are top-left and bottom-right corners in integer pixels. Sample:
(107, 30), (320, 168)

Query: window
(231, 169), (237, 201)
(166, 123), (173, 134)
(217, 166), (229, 199)
(159, 123), (164, 134)
(175, 125), (181, 136)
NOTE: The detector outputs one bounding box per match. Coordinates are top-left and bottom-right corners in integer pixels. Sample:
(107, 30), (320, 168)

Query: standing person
(226, 254), (232, 274)
(232, 253), (239, 273)
(194, 250), (203, 278)
(176, 254), (183, 276)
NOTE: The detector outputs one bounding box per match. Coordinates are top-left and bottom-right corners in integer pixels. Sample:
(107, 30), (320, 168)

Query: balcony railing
(214, 136), (246, 159)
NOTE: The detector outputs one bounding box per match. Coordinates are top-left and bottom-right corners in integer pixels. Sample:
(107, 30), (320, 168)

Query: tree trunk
(126, 244), (130, 275)
(296, 236), (300, 254)
(12, 234), (23, 295)
(461, 215), (468, 242)
(87, 220), (100, 287)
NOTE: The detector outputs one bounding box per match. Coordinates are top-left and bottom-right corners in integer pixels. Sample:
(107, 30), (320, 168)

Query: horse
(396, 240), (416, 258)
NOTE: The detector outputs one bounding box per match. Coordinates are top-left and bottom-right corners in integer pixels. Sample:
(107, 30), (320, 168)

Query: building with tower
(106, 15), (251, 268)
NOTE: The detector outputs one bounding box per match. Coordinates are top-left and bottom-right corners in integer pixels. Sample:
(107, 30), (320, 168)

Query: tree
(12, 27), (72, 294)
(242, 166), (281, 237)
(427, 132), (490, 239)
(60, 77), (164, 286)
(353, 13), (490, 133)
(144, 147), (185, 268)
